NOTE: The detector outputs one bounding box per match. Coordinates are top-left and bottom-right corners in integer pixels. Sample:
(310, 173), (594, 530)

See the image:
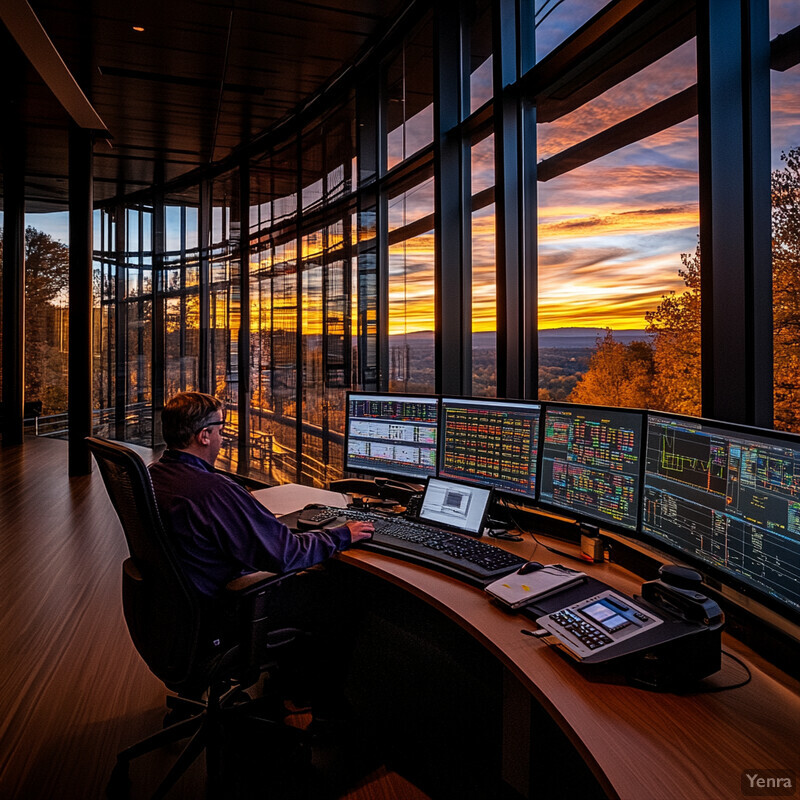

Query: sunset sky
(13, 1), (800, 341)
(386, 0), (800, 336)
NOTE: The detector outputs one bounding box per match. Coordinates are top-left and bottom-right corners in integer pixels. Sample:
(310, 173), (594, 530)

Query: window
(387, 174), (436, 393)
(770, 0), (800, 432)
(471, 131), (497, 396)
(537, 41), (699, 413)
(386, 16), (434, 171)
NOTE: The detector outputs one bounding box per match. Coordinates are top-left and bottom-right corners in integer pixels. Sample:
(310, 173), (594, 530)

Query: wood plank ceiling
(1, 0), (406, 211)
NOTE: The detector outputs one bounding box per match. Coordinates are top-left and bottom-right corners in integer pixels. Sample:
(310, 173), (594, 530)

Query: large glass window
(386, 16), (434, 171)
(20, 215), (70, 434)
(163, 187), (201, 402)
(537, 41), (699, 413)
(770, 0), (800, 432)
(469, 0), (493, 114)
(534, 0), (609, 63)
(387, 173), (436, 393)
(471, 130), (497, 396)
(208, 173), (240, 470)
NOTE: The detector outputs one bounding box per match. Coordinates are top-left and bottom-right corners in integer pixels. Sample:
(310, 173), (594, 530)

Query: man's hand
(345, 520), (374, 543)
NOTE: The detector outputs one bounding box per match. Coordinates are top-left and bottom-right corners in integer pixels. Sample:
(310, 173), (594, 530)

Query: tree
(772, 147), (800, 432)
(568, 329), (654, 407)
(645, 244), (702, 416)
(569, 145), (800, 425)
(0, 226), (70, 415)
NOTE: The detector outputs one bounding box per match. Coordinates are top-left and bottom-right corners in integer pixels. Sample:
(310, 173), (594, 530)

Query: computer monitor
(642, 414), (800, 620)
(418, 477), (492, 537)
(538, 403), (643, 531)
(438, 397), (541, 500)
(344, 392), (439, 481)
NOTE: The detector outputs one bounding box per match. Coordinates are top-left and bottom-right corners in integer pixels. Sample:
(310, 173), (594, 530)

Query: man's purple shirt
(149, 449), (350, 596)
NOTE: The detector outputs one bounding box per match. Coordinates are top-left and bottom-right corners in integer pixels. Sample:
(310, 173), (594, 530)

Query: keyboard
(298, 506), (526, 586)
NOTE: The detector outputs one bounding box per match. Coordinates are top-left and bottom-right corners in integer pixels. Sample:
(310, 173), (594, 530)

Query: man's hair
(161, 392), (225, 449)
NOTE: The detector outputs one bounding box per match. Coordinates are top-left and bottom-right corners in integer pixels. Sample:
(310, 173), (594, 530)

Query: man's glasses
(195, 419), (225, 434)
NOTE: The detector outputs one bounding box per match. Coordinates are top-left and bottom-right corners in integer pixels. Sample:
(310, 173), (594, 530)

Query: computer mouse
(518, 561), (544, 575)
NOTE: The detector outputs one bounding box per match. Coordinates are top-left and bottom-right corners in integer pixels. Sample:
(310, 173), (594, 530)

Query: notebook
(485, 564), (587, 609)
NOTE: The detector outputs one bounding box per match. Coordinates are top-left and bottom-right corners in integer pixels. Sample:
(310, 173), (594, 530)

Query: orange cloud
(539, 204), (698, 239)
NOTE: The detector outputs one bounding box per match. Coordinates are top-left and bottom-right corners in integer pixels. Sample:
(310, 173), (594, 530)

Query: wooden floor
(0, 437), (429, 800)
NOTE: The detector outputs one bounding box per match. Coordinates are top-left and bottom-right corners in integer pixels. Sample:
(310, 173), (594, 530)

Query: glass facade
(65, 0), (799, 486)
(770, 0), (800, 432)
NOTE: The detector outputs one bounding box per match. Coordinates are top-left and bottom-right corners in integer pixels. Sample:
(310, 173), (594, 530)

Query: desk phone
(537, 590), (663, 660)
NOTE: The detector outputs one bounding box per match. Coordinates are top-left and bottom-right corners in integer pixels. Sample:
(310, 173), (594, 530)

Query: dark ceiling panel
(2, 0), (406, 211)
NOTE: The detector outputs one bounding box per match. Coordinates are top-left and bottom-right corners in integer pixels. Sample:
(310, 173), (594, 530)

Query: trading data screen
(539, 405), (642, 530)
(642, 415), (800, 614)
(438, 398), (540, 499)
(345, 393), (438, 480)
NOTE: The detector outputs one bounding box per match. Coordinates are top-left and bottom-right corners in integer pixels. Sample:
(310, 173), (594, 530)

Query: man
(149, 391), (373, 597)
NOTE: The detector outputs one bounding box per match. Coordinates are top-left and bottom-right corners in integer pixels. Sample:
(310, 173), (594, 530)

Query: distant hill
(469, 329), (651, 350)
(387, 328), (652, 350)
(537, 328), (652, 348)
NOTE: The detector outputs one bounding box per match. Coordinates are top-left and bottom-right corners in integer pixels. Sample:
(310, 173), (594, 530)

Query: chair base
(107, 685), (308, 799)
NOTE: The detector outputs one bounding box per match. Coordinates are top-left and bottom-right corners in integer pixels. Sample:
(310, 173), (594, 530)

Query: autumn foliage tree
(0, 226), (70, 415)
(568, 330), (654, 407)
(644, 244), (702, 416)
(772, 148), (800, 432)
(570, 146), (800, 427)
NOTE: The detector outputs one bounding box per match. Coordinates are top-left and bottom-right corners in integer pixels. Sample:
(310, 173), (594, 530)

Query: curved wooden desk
(336, 542), (800, 800)
(258, 485), (800, 799)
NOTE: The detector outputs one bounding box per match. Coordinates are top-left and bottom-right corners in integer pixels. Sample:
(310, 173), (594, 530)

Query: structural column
(68, 124), (94, 475)
(493, 0), (536, 398)
(697, 0), (772, 425)
(236, 162), (251, 474)
(198, 180), (212, 394)
(433, 0), (470, 396)
(2, 85), (26, 447)
(151, 192), (166, 445)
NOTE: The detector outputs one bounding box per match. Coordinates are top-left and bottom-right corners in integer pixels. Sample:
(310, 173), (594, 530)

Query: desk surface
(261, 485), (800, 800)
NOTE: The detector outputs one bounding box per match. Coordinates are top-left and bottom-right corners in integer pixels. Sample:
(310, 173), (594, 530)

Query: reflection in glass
(470, 0), (493, 114)
(386, 16), (434, 170)
(534, 0), (608, 63)
(471, 132), (496, 396)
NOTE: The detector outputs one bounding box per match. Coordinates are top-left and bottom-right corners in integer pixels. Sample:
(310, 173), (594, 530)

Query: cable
(498, 498), (586, 564)
(695, 650), (752, 693)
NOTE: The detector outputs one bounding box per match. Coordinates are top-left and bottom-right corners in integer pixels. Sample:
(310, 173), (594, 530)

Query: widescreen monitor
(538, 403), (643, 531)
(438, 397), (541, 500)
(344, 392), (439, 481)
(642, 414), (800, 619)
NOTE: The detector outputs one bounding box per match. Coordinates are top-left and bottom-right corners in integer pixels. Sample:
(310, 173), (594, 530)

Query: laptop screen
(418, 477), (492, 537)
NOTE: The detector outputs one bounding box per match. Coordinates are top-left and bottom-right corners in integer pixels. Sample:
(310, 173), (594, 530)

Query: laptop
(415, 476), (492, 537)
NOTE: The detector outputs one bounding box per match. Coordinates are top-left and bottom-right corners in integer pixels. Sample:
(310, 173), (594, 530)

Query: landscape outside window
(536, 39), (700, 415)
(770, 0), (800, 432)
(14, 1), (799, 481)
(471, 131), (497, 397)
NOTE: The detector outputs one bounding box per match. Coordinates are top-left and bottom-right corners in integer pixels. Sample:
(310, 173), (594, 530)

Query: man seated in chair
(149, 391), (374, 597)
(149, 391), (374, 723)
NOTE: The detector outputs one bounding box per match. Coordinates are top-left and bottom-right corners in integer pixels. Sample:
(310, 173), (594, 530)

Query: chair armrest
(223, 571), (305, 668)
(224, 570), (294, 597)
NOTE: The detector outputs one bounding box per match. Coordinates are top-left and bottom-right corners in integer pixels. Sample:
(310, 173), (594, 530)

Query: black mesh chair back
(86, 436), (202, 690)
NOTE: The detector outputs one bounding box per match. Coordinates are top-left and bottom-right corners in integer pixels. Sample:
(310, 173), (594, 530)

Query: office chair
(86, 437), (309, 799)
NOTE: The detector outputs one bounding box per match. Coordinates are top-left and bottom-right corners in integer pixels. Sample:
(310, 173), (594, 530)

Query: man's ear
(195, 427), (211, 446)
